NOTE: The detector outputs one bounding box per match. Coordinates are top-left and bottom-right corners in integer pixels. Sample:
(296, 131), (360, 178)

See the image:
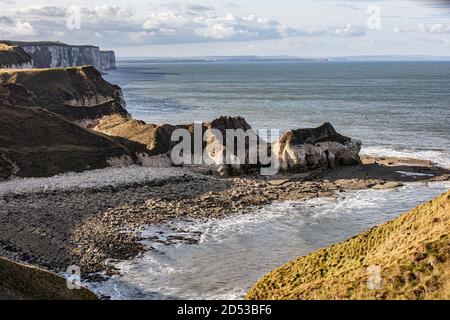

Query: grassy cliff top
(246, 190), (450, 300)
(0, 257), (97, 300)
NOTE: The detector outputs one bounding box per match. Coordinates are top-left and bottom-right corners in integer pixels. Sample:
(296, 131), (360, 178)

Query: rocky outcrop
(0, 103), (146, 179)
(274, 122), (361, 172)
(94, 116), (361, 175)
(0, 257), (97, 300)
(0, 66), (128, 122)
(246, 190), (450, 300)
(1, 41), (116, 70)
(0, 43), (33, 69)
(93, 115), (262, 175)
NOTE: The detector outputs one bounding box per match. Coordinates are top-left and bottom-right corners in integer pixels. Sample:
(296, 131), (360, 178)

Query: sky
(1, 0), (450, 57)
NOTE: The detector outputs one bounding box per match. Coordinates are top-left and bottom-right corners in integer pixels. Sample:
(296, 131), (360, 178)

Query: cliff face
(93, 115), (262, 174)
(1, 41), (116, 70)
(246, 190), (450, 300)
(0, 44), (33, 69)
(0, 66), (128, 122)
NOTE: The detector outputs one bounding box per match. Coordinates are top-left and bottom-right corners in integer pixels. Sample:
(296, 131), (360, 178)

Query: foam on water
(362, 146), (450, 169)
(88, 181), (450, 300)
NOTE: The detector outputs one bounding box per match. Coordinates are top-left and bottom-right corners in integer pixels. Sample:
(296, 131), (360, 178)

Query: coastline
(0, 155), (448, 281)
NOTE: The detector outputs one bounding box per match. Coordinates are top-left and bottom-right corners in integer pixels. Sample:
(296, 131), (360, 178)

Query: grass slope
(246, 190), (450, 300)
(0, 257), (97, 300)
(0, 66), (128, 121)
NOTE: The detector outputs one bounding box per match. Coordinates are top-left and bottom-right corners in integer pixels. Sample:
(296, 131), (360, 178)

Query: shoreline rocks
(93, 115), (361, 176)
(0, 155), (447, 275)
(274, 122), (362, 172)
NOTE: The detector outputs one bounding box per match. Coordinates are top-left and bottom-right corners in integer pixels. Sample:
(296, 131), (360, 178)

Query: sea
(88, 60), (450, 299)
(104, 60), (450, 168)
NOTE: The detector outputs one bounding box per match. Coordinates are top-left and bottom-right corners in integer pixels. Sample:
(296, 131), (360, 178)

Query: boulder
(93, 115), (262, 175)
(0, 66), (128, 122)
(273, 122), (361, 172)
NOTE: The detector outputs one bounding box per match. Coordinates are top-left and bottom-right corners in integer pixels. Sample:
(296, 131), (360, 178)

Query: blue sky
(1, 0), (449, 57)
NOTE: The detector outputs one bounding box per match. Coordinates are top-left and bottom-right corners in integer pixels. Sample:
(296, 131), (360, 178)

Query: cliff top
(246, 190), (450, 300)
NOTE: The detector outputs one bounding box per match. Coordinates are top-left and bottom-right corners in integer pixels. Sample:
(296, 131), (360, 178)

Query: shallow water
(88, 181), (450, 300)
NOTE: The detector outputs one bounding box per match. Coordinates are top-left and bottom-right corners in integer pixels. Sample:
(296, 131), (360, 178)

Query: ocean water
(104, 61), (450, 168)
(86, 61), (450, 300)
(88, 181), (450, 300)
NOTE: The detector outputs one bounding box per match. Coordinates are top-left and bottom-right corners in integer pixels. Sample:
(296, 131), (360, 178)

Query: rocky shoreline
(0, 155), (448, 280)
(1, 55), (449, 299)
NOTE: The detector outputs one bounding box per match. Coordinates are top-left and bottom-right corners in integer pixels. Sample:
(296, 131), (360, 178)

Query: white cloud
(1, 4), (367, 47)
(394, 23), (450, 34)
(331, 24), (366, 37)
(0, 16), (36, 37)
(419, 23), (450, 33)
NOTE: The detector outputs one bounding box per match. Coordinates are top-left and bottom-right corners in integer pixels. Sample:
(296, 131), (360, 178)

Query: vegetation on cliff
(0, 257), (96, 300)
(0, 66), (128, 121)
(246, 190), (450, 300)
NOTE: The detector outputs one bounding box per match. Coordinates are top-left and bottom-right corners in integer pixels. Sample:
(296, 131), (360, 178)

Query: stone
(273, 122), (362, 173)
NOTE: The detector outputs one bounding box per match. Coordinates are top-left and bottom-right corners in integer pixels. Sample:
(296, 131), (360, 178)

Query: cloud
(419, 23), (450, 33)
(0, 16), (36, 37)
(331, 24), (366, 36)
(394, 23), (450, 34)
(336, 3), (361, 11)
(1, 4), (367, 47)
(16, 5), (67, 17)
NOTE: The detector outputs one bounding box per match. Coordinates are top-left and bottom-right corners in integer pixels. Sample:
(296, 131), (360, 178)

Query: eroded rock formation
(93, 115), (359, 176)
(93, 115), (262, 175)
(0, 66), (128, 122)
(274, 122), (361, 172)
(1, 41), (116, 70)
